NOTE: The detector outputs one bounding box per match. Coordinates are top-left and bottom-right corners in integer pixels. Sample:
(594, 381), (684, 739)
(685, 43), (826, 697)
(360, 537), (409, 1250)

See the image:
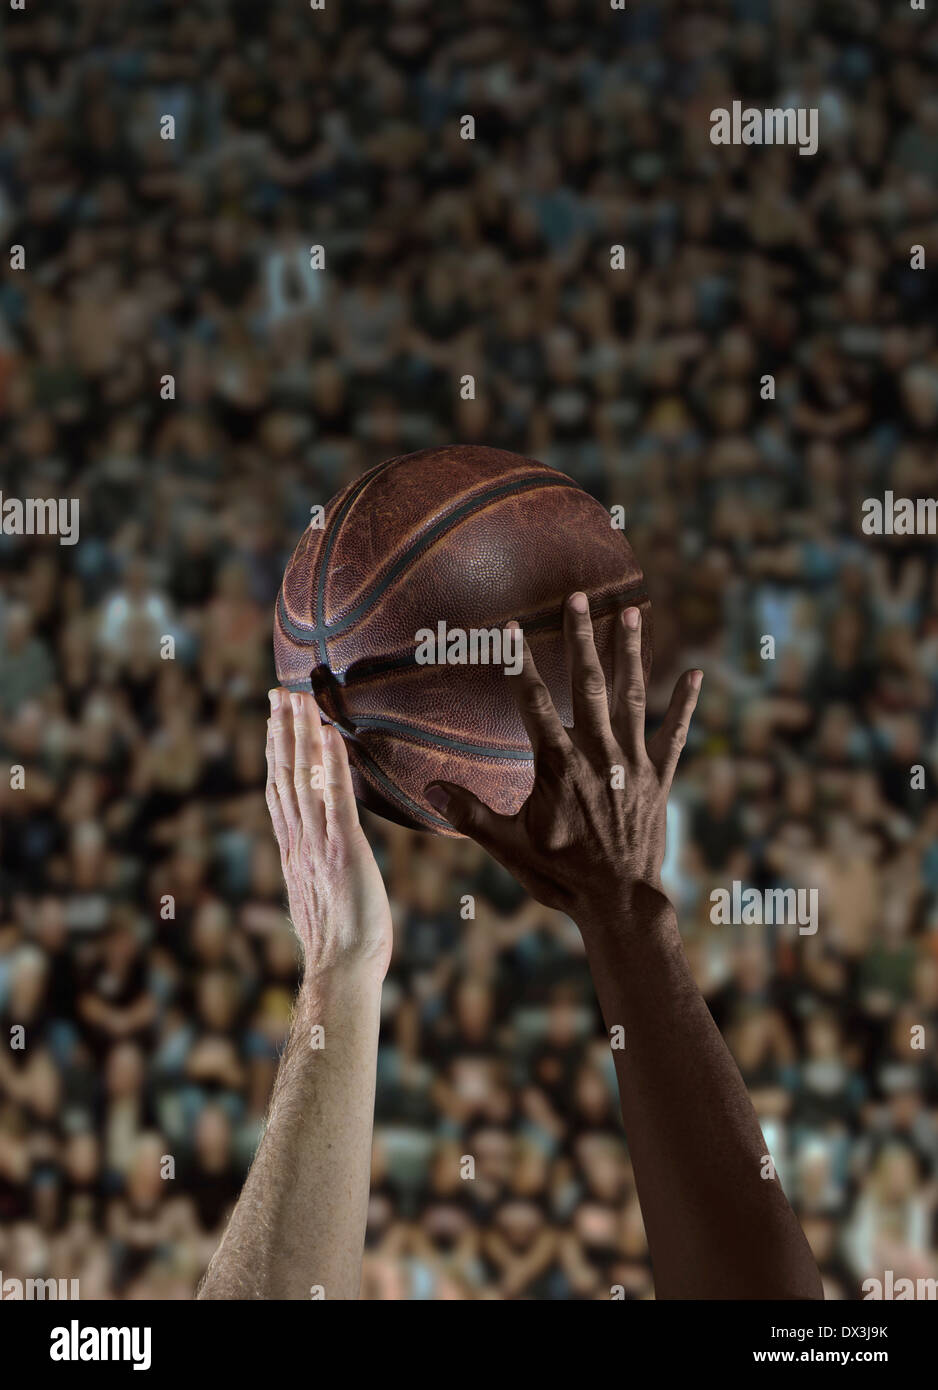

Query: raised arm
(198, 691), (391, 1300)
(425, 596), (822, 1300)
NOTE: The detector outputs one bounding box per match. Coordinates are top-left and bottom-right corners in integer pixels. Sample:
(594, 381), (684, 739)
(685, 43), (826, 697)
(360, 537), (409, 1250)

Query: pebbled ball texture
(274, 445), (651, 836)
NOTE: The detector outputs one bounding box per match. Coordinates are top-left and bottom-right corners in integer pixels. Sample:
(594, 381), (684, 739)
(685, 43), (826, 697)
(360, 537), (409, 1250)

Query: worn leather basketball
(274, 445), (651, 836)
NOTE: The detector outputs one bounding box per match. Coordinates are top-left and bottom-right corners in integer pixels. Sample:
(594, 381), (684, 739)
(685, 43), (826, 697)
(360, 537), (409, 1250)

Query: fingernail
(623, 607), (640, 629)
(425, 784), (450, 814)
(269, 689), (281, 711)
(506, 619), (520, 630)
(691, 670), (703, 689)
(569, 592), (588, 613)
(290, 693), (302, 714)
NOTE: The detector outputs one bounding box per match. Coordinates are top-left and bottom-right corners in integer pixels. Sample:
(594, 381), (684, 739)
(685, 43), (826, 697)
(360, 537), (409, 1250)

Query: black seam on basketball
(265, 680), (448, 826)
(276, 456), (406, 733)
(333, 474), (584, 637)
(312, 454), (418, 735)
(279, 584), (649, 749)
(262, 695), (456, 825)
(277, 473), (584, 646)
(351, 717), (535, 760)
(346, 736), (452, 830)
(314, 454), (405, 633)
(319, 582), (650, 688)
(271, 689), (532, 761)
(276, 459), (645, 825)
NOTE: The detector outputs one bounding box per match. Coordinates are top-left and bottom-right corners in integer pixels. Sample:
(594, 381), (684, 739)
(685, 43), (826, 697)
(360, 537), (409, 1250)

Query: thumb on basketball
(425, 781), (507, 851)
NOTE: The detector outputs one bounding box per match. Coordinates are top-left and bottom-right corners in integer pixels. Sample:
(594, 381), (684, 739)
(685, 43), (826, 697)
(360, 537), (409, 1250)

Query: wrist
(296, 956), (384, 1020)
(573, 878), (677, 943)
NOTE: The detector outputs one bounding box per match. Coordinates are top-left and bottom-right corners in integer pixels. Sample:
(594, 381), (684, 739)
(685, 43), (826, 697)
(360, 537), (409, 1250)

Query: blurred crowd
(1, 0), (938, 1299)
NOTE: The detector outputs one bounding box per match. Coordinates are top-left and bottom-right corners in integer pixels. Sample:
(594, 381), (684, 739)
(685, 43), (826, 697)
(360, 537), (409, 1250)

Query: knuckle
(548, 733), (575, 761)
(575, 671), (607, 700)
(543, 740), (578, 775)
(524, 684), (554, 715)
(276, 775), (298, 812)
(541, 819), (574, 854)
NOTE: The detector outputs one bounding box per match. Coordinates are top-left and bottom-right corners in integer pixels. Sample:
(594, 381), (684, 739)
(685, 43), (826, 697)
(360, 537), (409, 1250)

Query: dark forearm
(578, 884), (822, 1301)
(428, 601), (818, 1298)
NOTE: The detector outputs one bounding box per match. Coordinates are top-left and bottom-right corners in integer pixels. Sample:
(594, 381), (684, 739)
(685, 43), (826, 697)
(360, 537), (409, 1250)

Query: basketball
(274, 445), (651, 835)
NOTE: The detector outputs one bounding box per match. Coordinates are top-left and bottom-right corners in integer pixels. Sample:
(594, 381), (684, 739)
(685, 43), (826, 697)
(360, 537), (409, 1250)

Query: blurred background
(1, 0), (938, 1300)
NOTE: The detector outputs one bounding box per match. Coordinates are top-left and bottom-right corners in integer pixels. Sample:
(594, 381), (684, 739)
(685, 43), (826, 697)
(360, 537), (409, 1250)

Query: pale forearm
(579, 885), (822, 1300)
(198, 964), (382, 1301)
